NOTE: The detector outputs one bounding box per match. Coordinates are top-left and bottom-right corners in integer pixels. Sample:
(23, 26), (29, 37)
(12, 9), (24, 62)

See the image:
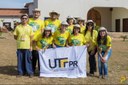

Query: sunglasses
(87, 23), (93, 26)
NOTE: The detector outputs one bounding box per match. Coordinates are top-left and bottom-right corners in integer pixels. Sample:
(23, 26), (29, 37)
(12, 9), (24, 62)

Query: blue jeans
(17, 49), (33, 75)
(98, 49), (112, 76)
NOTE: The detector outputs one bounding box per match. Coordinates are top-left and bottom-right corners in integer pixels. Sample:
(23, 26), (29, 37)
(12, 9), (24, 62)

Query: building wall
(32, 0), (128, 31)
(0, 17), (20, 29)
(94, 8), (112, 31)
(112, 8), (128, 32)
(36, 0), (128, 21)
(37, 0), (89, 20)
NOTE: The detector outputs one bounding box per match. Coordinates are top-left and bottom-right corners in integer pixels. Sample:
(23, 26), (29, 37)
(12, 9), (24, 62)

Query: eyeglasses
(21, 18), (28, 20)
(87, 23), (93, 26)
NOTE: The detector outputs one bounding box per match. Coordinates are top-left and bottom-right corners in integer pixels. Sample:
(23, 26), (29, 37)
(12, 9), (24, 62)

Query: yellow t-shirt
(98, 35), (112, 51)
(53, 30), (70, 46)
(13, 24), (33, 49)
(68, 33), (86, 46)
(44, 19), (61, 33)
(36, 36), (53, 49)
(80, 25), (86, 34)
(84, 30), (98, 51)
(66, 25), (74, 34)
(29, 18), (45, 40)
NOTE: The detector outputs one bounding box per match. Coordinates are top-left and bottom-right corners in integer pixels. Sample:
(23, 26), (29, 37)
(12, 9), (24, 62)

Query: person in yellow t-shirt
(66, 16), (74, 34)
(35, 26), (53, 50)
(13, 14), (34, 77)
(77, 17), (86, 34)
(84, 20), (98, 76)
(44, 11), (61, 33)
(29, 8), (45, 40)
(29, 8), (45, 74)
(97, 27), (112, 79)
(53, 21), (69, 47)
(68, 24), (86, 46)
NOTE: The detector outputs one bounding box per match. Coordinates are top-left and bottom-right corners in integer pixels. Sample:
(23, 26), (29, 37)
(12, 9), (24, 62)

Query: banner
(38, 45), (87, 78)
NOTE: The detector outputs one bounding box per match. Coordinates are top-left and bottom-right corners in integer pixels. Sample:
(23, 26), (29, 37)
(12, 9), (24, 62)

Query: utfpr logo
(48, 58), (78, 69)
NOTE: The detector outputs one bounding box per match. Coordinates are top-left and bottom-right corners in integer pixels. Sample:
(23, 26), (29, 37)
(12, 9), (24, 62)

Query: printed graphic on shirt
(29, 22), (40, 32)
(40, 40), (48, 48)
(48, 24), (57, 33)
(57, 37), (66, 45)
(99, 45), (107, 51)
(66, 29), (72, 34)
(71, 39), (80, 46)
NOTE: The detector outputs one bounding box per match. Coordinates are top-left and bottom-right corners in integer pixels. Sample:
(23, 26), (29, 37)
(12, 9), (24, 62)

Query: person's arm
(52, 40), (56, 48)
(65, 40), (69, 47)
(29, 26), (34, 51)
(34, 41), (41, 51)
(103, 46), (111, 59)
(103, 36), (112, 60)
(29, 35), (33, 51)
(13, 27), (18, 40)
(52, 32), (56, 48)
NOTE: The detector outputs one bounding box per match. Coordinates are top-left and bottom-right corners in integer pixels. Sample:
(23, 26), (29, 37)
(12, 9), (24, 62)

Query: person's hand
(52, 44), (56, 48)
(36, 46), (41, 51)
(29, 46), (32, 51)
(66, 44), (69, 48)
(98, 47), (102, 52)
(101, 57), (106, 63)
(86, 44), (90, 47)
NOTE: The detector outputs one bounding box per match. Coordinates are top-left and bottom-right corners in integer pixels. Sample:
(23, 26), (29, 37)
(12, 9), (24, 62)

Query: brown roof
(0, 8), (28, 17)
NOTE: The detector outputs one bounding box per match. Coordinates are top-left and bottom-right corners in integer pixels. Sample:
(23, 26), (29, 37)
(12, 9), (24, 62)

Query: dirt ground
(0, 33), (128, 84)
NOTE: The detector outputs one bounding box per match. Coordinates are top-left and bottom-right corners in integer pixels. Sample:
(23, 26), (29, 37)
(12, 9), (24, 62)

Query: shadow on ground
(0, 66), (17, 76)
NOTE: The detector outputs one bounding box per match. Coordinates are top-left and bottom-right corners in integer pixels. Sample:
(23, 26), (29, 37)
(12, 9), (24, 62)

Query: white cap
(67, 16), (74, 19)
(86, 20), (94, 23)
(44, 26), (52, 31)
(61, 21), (69, 26)
(33, 8), (41, 12)
(78, 17), (85, 21)
(99, 27), (107, 32)
(74, 24), (80, 28)
(49, 10), (60, 16)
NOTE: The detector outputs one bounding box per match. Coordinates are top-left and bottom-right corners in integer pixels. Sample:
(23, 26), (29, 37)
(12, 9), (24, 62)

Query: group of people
(13, 8), (112, 79)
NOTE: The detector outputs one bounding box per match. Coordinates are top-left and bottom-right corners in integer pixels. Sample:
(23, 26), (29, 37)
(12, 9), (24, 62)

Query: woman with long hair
(66, 16), (74, 34)
(52, 21), (70, 48)
(35, 26), (53, 51)
(68, 24), (86, 46)
(97, 27), (112, 79)
(34, 26), (53, 74)
(77, 17), (86, 34)
(84, 20), (98, 76)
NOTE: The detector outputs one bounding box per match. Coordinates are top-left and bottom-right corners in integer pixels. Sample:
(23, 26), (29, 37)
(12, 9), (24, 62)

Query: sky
(0, 0), (33, 8)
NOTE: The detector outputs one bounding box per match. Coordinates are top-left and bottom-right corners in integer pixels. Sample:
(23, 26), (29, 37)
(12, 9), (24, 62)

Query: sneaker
(29, 74), (34, 78)
(103, 75), (108, 79)
(89, 73), (94, 77)
(16, 74), (23, 77)
(99, 75), (102, 79)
